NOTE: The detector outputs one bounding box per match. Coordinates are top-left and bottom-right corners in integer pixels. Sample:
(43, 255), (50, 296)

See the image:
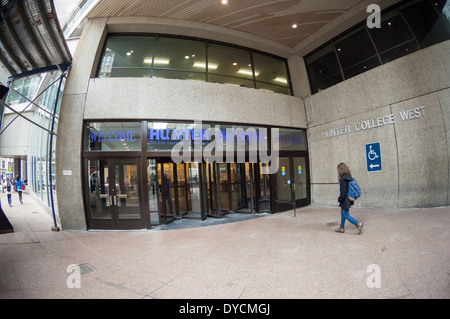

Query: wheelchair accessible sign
(366, 142), (382, 172)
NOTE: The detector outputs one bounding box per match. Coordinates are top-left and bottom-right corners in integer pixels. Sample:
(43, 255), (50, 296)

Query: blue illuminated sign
(90, 130), (136, 143)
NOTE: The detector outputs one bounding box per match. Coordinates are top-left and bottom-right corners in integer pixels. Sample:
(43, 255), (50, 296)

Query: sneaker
(356, 222), (364, 234)
(335, 227), (345, 233)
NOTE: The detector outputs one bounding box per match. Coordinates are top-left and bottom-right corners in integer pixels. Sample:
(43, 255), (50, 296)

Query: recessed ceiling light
(232, 62), (237, 66)
(292, 24), (298, 28)
(221, 0), (228, 4)
(185, 56), (190, 59)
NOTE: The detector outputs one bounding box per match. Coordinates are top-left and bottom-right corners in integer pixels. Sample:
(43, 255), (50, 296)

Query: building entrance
(147, 159), (205, 225)
(146, 160), (273, 226)
(84, 157), (144, 229)
(83, 121), (310, 230)
(273, 156), (309, 212)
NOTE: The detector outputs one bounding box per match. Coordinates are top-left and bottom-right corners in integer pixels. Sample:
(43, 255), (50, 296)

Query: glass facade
(5, 75), (45, 105)
(28, 72), (66, 213)
(305, 0), (450, 93)
(83, 120), (308, 229)
(97, 35), (291, 95)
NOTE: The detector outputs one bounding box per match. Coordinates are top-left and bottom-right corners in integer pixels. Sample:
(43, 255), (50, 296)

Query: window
(368, 10), (419, 63)
(98, 36), (155, 78)
(400, 0), (450, 48)
(147, 122), (211, 152)
(253, 53), (290, 94)
(335, 26), (381, 80)
(85, 122), (142, 151)
(97, 35), (291, 95)
(152, 37), (206, 81)
(6, 75), (44, 105)
(305, 44), (343, 93)
(305, 0), (450, 94)
(207, 43), (254, 88)
(278, 128), (307, 151)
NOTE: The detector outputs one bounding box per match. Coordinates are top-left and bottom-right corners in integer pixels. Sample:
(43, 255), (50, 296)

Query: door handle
(108, 196), (117, 206)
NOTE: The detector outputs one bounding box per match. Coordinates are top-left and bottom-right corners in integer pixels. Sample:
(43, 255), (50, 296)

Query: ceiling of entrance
(87, 0), (399, 52)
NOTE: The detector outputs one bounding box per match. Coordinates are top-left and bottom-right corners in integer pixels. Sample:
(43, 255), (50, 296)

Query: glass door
(157, 162), (176, 224)
(273, 156), (309, 212)
(186, 162), (203, 219)
(147, 159), (159, 225)
(85, 158), (143, 229)
(293, 157), (308, 206)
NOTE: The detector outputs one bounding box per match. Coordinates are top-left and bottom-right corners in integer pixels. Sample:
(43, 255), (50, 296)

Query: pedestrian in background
(5, 177), (12, 207)
(15, 175), (24, 205)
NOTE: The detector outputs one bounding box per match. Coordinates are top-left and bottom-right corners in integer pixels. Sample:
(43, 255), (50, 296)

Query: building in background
(1, 0), (449, 230)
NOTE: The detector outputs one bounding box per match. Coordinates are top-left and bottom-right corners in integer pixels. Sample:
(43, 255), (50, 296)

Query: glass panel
(147, 159), (159, 225)
(379, 40), (419, 64)
(255, 81), (290, 95)
(159, 163), (175, 218)
(218, 163), (229, 211)
(152, 69), (206, 81)
(147, 122), (211, 151)
(176, 163), (188, 215)
(214, 124), (266, 154)
(335, 26), (380, 80)
(305, 43), (343, 93)
(293, 157), (307, 200)
(85, 122), (142, 151)
(98, 35), (155, 78)
(276, 157), (291, 202)
(206, 163), (220, 217)
(278, 128), (307, 151)
(259, 162), (271, 212)
(153, 37), (206, 81)
(401, 0), (450, 48)
(253, 52), (289, 89)
(230, 163), (242, 211)
(88, 159), (112, 219)
(188, 162), (202, 218)
(115, 159), (140, 220)
(342, 56), (380, 80)
(208, 43), (254, 84)
(207, 74), (254, 88)
(368, 10), (419, 55)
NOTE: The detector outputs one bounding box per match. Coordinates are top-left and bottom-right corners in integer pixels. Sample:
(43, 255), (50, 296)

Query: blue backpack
(348, 178), (361, 201)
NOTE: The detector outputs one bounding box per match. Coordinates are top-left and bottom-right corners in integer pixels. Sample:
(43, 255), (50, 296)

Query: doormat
(0, 207), (14, 234)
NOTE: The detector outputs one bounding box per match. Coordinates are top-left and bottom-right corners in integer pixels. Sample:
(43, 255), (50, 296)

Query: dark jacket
(338, 173), (354, 210)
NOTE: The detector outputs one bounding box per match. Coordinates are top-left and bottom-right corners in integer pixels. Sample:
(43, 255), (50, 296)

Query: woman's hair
(337, 162), (351, 177)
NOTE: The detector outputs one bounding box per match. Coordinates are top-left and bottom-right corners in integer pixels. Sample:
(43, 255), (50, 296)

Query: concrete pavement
(0, 193), (449, 299)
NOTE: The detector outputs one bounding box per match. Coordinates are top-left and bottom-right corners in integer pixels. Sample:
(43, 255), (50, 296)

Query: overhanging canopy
(0, 0), (72, 82)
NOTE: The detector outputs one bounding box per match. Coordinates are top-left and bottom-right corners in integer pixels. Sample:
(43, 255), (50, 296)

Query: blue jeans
(340, 209), (358, 228)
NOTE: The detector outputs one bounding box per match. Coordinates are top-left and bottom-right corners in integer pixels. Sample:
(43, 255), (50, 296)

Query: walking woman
(15, 175), (24, 205)
(335, 163), (363, 234)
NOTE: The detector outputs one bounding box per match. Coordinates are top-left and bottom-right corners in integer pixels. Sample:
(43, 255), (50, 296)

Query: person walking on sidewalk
(335, 162), (363, 234)
(15, 175), (24, 205)
(5, 177), (13, 207)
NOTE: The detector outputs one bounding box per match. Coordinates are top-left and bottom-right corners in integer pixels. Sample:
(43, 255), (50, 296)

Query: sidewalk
(0, 193), (449, 299)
